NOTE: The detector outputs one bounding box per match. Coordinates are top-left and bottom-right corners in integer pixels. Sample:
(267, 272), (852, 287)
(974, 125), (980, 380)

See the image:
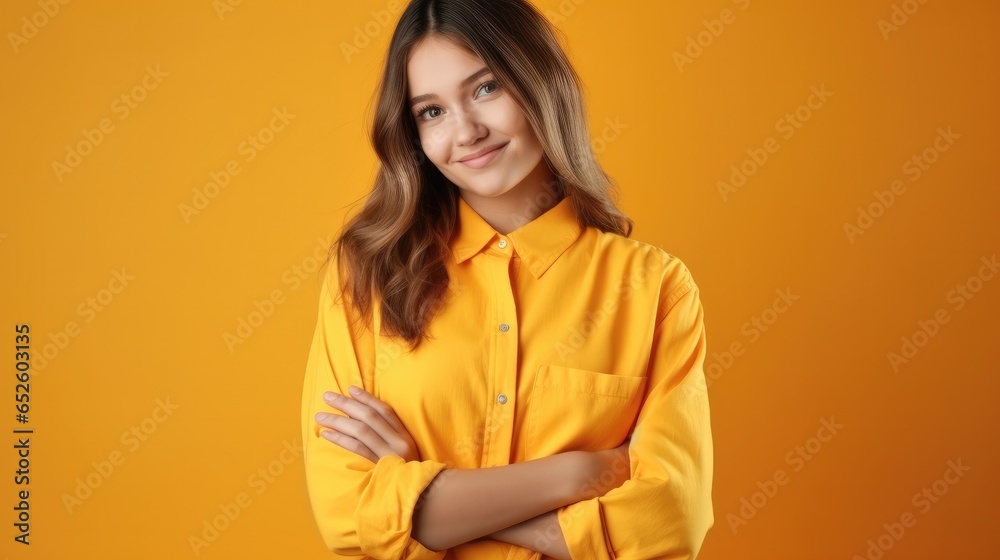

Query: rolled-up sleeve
(301, 263), (450, 559)
(555, 267), (715, 559)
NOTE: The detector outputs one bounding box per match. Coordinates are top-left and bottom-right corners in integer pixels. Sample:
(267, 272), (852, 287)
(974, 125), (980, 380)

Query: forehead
(407, 36), (487, 93)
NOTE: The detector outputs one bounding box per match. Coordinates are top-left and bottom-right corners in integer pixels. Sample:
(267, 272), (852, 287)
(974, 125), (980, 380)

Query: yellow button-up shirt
(301, 193), (714, 559)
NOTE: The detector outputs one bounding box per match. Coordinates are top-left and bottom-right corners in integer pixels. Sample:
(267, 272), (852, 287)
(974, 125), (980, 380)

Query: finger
(316, 411), (395, 459)
(343, 389), (417, 459)
(315, 412), (384, 461)
(320, 429), (379, 463)
(345, 386), (409, 434)
(323, 390), (398, 444)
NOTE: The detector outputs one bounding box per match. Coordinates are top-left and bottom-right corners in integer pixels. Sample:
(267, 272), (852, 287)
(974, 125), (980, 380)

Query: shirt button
(499, 323), (509, 332)
(497, 394), (508, 405)
(498, 239), (508, 249)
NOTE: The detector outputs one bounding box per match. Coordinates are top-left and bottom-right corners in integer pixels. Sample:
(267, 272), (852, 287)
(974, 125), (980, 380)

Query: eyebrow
(409, 67), (493, 107)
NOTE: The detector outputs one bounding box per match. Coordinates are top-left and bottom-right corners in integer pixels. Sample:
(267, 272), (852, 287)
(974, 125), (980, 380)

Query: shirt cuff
(356, 454), (450, 560)
(557, 497), (613, 560)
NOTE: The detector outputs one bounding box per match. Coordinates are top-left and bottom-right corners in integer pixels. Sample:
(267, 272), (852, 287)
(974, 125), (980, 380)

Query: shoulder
(318, 249), (378, 335)
(589, 228), (699, 321)
(319, 250), (360, 314)
(320, 252), (345, 303)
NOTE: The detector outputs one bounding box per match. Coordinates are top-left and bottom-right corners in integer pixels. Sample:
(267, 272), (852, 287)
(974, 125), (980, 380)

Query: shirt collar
(450, 194), (584, 279)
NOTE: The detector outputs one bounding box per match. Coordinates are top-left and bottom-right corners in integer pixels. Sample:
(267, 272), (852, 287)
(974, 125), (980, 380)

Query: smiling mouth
(458, 143), (508, 169)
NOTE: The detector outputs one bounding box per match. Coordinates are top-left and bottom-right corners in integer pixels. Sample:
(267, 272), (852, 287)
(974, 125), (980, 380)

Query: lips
(457, 142), (508, 169)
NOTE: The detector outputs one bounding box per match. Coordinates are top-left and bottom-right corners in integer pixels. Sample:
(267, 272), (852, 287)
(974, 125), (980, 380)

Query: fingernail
(349, 386), (362, 396)
(324, 392), (339, 403)
(316, 413), (329, 422)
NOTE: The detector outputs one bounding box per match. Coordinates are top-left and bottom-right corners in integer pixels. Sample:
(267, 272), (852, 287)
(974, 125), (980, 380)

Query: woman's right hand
(572, 440), (632, 501)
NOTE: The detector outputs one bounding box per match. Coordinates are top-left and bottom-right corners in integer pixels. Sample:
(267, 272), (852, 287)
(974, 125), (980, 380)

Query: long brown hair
(324, 0), (634, 351)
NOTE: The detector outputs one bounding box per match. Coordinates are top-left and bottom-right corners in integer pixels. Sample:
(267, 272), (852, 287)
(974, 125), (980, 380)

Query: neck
(459, 161), (564, 235)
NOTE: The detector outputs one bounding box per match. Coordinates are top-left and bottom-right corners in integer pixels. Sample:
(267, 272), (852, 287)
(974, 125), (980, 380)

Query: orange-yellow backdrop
(2, 0), (997, 558)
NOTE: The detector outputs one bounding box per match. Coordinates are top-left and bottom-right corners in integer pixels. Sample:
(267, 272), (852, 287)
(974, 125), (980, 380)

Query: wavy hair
(323, 0), (634, 351)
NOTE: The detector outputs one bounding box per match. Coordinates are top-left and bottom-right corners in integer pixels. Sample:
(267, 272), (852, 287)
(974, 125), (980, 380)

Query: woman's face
(407, 35), (546, 198)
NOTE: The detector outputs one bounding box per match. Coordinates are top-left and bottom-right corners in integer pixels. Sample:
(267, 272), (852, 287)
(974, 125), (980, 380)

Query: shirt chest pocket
(524, 365), (647, 460)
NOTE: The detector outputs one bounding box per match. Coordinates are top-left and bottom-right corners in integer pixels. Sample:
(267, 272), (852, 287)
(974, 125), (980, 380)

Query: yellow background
(2, 0), (997, 558)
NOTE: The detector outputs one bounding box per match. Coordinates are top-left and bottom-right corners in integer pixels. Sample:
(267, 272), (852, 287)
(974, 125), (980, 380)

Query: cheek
(488, 99), (526, 133)
(490, 101), (539, 152)
(418, 127), (450, 165)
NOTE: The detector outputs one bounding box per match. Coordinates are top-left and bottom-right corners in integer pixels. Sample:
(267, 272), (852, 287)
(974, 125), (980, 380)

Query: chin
(452, 174), (512, 197)
(461, 184), (511, 198)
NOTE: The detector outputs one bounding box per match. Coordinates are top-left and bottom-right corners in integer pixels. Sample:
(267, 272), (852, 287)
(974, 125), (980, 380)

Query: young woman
(300, 1), (715, 558)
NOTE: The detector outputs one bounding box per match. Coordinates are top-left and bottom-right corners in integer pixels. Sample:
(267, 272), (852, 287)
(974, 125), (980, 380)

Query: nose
(452, 108), (487, 148)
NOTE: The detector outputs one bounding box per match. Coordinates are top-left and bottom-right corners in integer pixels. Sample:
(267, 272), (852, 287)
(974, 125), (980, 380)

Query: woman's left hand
(315, 385), (421, 464)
